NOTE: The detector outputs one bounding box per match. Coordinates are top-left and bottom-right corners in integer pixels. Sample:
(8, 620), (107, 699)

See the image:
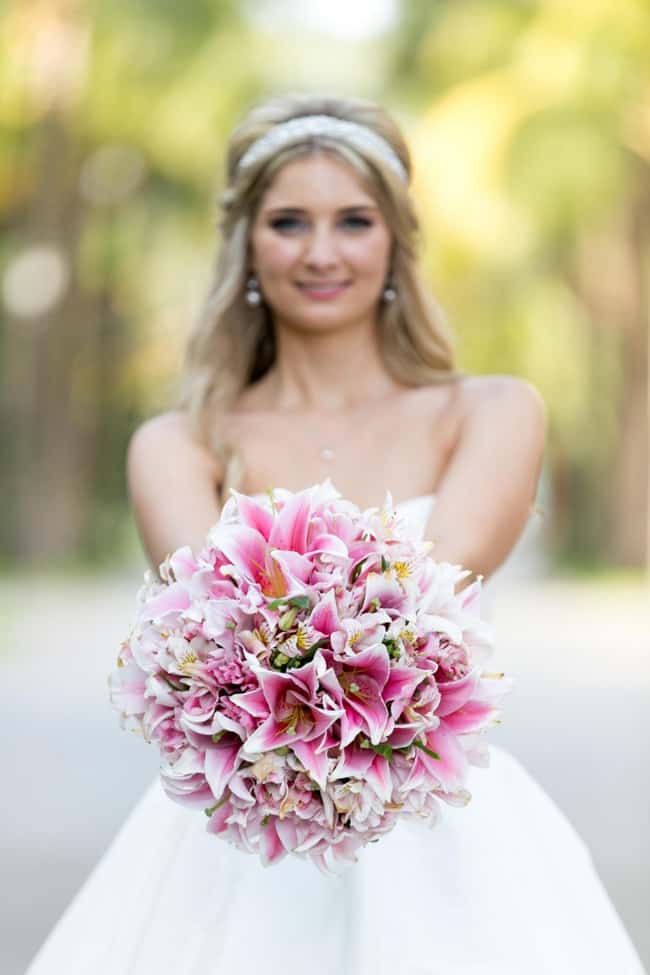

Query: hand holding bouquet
(109, 481), (510, 873)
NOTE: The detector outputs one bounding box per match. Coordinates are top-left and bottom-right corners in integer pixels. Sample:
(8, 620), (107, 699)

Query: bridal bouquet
(109, 481), (510, 873)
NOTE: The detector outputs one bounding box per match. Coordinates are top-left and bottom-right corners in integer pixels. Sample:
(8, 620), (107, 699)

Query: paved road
(2, 561), (648, 974)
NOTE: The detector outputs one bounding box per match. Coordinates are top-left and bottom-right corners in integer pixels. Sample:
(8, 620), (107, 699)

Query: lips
(296, 281), (351, 300)
(297, 282), (350, 290)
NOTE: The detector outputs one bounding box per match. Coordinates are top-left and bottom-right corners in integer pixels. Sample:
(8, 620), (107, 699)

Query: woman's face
(249, 153), (392, 334)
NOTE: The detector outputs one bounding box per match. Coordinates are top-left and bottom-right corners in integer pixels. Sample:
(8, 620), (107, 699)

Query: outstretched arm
(424, 376), (547, 588)
(126, 411), (222, 576)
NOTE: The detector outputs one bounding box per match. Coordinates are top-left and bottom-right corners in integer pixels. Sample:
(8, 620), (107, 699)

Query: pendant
(320, 447), (335, 462)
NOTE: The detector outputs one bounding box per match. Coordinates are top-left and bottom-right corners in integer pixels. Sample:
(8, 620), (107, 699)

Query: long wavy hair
(177, 92), (464, 498)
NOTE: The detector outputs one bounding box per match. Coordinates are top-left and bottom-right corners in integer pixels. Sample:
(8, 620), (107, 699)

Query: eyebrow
(263, 204), (379, 216)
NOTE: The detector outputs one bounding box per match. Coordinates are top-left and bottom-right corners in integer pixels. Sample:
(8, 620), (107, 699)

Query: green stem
(412, 739), (441, 760)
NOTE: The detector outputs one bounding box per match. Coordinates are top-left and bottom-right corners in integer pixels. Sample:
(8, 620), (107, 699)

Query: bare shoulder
(126, 410), (224, 571)
(127, 410), (222, 480)
(130, 409), (194, 443)
(458, 373), (547, 434)
(425, 374), (547, 582)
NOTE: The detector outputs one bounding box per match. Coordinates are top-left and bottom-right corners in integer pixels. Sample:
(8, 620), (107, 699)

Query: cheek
(252, 230), (300, 279)
(344, 235), (391, 277)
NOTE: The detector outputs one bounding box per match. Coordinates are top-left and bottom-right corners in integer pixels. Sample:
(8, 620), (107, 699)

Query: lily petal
(309, 588), (342, 637)
(268, 491), (312, 554)
(366, 753), (392, 802)
(204, 735), (241, 801)
(292, 737), (330, 790)
(436, 668), (481, 717)
(420, 724), (468, 791)
(230, 490), (274, 540)
(145, 582), (191, 619)
(259, 818), (287, 866)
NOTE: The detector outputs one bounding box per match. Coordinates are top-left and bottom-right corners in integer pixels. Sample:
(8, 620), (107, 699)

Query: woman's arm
(126, 411), (222, 575)
(424, 376), (547, 587)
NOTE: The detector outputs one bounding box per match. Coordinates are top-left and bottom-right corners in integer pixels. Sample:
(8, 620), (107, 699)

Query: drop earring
(382, 276), (397, 303)
(245, 273), (262, 307)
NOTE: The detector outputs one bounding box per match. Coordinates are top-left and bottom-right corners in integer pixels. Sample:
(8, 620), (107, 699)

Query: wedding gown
(26, 494), (646, 975)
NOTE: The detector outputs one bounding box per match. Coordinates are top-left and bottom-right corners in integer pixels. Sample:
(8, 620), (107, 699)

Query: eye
(268, 215), (374, 232)
(341, 215), (373, 229)
(269, 216), (305, 232)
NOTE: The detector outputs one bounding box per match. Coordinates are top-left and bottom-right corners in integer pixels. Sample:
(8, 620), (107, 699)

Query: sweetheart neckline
(249, 491), (436, 509)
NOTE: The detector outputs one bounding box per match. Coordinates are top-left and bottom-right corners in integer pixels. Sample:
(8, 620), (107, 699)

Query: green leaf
(351, 558), (367, 582)
(359, 737), (392, 760)
(370, 742), (393, 760)
(292, 637), (328, 668)
(383, 638), (400, 660)
(413, 739), (441, 760)
(161, 674), (189, 692)
(288, 594), (310, 610)
(381, 555), (389, 572)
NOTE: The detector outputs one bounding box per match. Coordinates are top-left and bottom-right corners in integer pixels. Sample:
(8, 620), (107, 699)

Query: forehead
(257, 152), (377, 210)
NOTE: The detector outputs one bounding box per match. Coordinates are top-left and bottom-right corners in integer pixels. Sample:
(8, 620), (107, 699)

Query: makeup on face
(250, 156), (392, 326)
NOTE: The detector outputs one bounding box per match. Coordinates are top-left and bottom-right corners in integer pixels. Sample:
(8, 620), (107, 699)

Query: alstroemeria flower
(361, 571), (409, 616)
(108, 650), (146, 717)
(329, 611), (390, 658)
(330, 740), (392, 803)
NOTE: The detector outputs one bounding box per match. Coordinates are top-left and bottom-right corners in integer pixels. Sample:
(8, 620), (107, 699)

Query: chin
(290, 313), (372, 335)
(272, 299), (379, 334)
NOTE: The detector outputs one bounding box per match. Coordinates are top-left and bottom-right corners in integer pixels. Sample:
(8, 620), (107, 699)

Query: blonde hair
(177, 92), (463, 497)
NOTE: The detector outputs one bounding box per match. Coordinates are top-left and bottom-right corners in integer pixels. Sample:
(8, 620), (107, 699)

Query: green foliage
(386, 0), (650, 568)
(0, 0), (647, 570)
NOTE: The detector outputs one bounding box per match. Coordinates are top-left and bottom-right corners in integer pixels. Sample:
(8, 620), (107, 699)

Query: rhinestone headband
(236, 114), (408, 183)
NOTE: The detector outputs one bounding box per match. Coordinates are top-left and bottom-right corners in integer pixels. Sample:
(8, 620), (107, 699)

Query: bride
(27, 93), (645, 973)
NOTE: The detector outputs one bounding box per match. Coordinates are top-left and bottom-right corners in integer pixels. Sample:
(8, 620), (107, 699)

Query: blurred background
(1, 0), (648, 971)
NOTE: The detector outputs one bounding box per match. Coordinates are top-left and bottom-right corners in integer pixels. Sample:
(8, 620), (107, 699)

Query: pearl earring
(245, 273), (262, 307)
(383, 279), (397, 303)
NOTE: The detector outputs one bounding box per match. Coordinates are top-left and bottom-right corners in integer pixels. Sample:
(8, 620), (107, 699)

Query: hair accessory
(237, 114), (408, 183)
(245, 273), (262, 306)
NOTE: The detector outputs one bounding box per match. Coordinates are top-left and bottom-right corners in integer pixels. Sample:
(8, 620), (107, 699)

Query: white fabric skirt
(26, 745), (646, 974)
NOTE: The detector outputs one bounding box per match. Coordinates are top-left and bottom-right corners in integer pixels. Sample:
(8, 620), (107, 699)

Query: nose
(302, 223), (340, 270)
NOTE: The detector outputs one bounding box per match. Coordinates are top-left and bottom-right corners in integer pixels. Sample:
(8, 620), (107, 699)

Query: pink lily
(143, 581), (191, 620)
(323, 644), (391, 747)
(308, 588), (342, 636)
(267, 490), (312, 554)
(229, 490), (274, 540)
(233, 653), (343, 759)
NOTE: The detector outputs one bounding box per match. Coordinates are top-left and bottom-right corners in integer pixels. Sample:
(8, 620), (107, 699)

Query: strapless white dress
(26, 495), (646, 974)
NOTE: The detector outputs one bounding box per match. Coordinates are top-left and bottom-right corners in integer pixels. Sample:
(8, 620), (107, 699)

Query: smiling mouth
(296, 281), (351, 295)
